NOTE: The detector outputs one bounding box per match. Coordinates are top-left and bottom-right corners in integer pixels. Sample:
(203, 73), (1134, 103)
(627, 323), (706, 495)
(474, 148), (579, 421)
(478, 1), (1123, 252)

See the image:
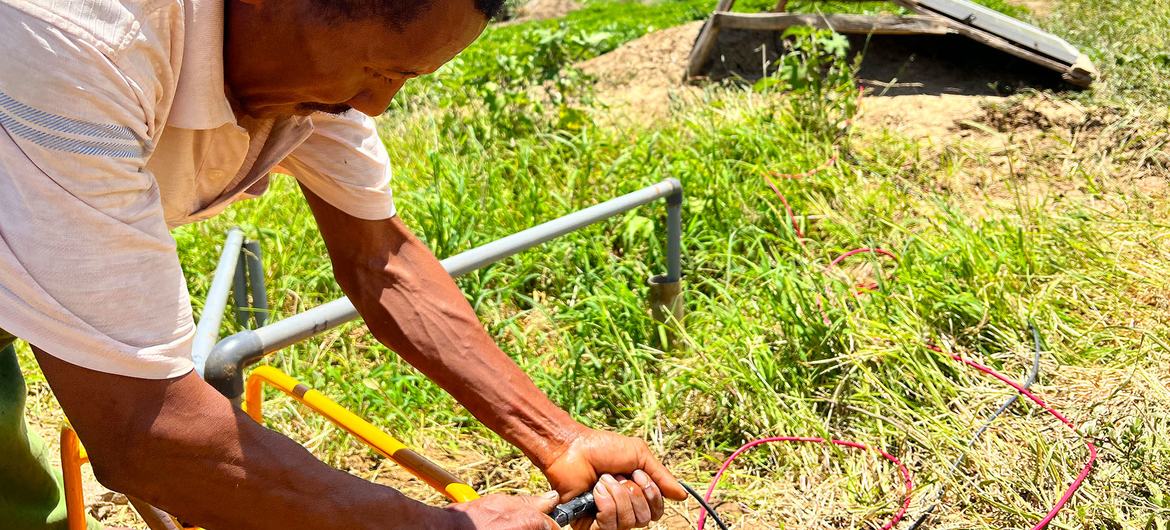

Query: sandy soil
(506, 0), (581, 24)
(1008, 0), (1056, 17)
(577, 21), (706, 125)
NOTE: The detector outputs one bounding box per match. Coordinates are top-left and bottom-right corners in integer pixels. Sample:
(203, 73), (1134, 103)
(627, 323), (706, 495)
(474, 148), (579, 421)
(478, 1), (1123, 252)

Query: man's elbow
(85, 425), (160, 499)
(83, 386), (245, 503)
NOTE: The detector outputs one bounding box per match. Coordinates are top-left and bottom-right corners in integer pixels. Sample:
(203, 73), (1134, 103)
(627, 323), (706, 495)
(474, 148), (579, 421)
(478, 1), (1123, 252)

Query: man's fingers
(593, 479), (618, 530)
(624, 477), (652, 528)
(527, 490), (563, 514)
(637, 446), (687, 501)
(447, 493), (562, 530)
(602, 474), (638, 529)
(505, 492), (562, 530)
(632, 470), (665, 521)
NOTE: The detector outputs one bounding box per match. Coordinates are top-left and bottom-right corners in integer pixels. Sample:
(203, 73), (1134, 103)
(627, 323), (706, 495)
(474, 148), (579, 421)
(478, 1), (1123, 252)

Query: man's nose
(347, 78), (407, 117)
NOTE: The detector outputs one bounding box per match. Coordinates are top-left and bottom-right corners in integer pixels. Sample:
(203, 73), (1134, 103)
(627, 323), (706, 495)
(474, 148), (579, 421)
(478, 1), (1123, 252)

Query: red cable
(694, 351), (1096, 530)
(827, 247), (898, 269)
(928, 345), (1098, 530)
(763, 174), (805, 240)
(696, 437), (913, 530)
(726, 83), (1094, 530)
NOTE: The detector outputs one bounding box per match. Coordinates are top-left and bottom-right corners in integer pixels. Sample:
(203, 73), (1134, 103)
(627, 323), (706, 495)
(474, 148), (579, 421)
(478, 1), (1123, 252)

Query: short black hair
(308, 0), (507, 28)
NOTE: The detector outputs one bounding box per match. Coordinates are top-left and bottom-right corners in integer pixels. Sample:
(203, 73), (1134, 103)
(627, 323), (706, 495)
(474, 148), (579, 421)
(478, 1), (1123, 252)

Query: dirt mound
(980, 95), (1090, 133)
(856, 94), (1095, 143)
(510, 0), (580, 23)
(579, 21), (702, 91)
(855, 94), (991, 140)
(576, 21), (705, 123)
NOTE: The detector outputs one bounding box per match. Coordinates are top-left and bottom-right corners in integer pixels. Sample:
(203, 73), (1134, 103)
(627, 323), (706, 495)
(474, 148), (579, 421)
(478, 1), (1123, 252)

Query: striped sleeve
(0, 8), (195, 379)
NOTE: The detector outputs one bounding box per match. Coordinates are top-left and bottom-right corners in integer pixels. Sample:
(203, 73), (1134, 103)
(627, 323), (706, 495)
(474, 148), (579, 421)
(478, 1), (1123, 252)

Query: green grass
(174, 0), (1170, 527)
(19, 0), (1170, 528)
(1046, 0), (1170, 105)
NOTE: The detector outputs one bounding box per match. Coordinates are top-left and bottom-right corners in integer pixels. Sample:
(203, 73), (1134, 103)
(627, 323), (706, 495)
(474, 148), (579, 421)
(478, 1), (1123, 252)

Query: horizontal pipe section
(244, 366), (479, 503)
(193, 228), (245, 376)
(440, 178), (682, 277)
(205, 179), (683, 396)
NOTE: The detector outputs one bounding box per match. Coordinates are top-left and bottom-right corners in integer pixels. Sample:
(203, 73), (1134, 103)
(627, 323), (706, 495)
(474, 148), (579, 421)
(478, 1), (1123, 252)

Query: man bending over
(0, 0), (683, 528)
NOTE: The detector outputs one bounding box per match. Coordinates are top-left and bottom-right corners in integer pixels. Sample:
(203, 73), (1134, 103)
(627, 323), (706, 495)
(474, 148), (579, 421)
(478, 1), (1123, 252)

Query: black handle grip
(549, 492), (596, 527)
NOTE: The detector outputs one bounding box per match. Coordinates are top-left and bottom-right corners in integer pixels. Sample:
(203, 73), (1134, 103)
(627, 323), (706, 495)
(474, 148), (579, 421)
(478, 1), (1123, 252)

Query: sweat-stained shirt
(0, 0), (398, 379)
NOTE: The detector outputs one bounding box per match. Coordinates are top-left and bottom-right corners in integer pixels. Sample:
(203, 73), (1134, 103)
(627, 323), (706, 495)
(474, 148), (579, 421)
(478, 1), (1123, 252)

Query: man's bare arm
(301, 185), (585, 469)
(34, 349), (460, 530)
(302, 185), (686, 528)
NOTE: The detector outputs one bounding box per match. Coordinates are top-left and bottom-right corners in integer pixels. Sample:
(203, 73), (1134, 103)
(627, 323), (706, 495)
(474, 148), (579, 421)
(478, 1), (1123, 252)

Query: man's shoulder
(2, 0), (182, 59)
(0, 0), (184, 162)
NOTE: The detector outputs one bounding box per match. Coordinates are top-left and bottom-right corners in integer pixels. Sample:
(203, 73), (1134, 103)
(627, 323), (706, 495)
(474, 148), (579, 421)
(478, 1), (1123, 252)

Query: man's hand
(542, 429), (687, 530)
(446, 492), (562, 530)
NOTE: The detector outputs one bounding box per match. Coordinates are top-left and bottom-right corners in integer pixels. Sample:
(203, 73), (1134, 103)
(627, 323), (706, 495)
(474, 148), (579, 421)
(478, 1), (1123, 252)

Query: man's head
(224, 0), (501, 118)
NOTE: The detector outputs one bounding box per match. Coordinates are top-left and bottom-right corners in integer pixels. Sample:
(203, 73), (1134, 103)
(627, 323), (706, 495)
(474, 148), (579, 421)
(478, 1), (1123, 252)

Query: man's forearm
(35, 350), (454, 530)
(305, 189), (584, 469)
(342, 225), (583, 468)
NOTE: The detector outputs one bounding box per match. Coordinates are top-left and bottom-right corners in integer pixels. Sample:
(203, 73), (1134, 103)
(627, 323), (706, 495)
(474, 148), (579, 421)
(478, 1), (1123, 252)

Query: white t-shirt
(0, 0), (397, 379)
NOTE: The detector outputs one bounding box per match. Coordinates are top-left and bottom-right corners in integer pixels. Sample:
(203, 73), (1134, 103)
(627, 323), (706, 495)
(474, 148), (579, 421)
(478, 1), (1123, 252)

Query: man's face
(225, 0), (487, 118)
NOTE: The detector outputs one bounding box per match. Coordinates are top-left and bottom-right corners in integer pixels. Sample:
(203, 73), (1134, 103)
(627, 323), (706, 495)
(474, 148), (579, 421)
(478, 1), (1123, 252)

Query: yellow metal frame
(62, 425), (201, 530)
(245, 366), (479, 503)
(61, 425), (90, 530)
(62, 366), (477, 530)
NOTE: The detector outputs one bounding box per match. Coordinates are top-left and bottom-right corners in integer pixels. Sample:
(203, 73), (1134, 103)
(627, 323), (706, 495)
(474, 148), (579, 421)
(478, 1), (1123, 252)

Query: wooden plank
(945, 20), (1094, 86)
(898, 0), (1081, 64)
(712, 13), (958, 35)
(686, 1), (737, 80)
(686, 15), (724, 79)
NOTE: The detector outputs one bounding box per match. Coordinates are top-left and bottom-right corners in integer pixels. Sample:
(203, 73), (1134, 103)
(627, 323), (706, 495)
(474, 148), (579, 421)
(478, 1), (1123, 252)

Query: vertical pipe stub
(648, 274), (684, 349)
(192, 227), (246, 376)
(653, 178), (684, 349)
(243, 240), (268, 327)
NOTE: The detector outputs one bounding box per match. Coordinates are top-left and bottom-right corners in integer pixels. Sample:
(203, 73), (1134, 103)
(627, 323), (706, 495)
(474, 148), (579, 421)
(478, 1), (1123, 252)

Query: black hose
(680, 481), (730, 530)
(908, 322), (1045, 529)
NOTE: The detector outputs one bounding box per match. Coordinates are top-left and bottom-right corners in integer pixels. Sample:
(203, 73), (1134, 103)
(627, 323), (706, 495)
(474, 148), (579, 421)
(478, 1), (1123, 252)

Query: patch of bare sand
(507, 0), (581, 24)
(856, 94), (991, 140)
(576, 21), (706, 125)
(1007, 0), (1056, 17)
(858, 93), (1170, 214)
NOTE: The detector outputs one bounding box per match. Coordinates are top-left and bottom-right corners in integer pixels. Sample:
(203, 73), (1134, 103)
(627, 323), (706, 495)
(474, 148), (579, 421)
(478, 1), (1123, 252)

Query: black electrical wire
(908, 322), (1045, 529)
(680, 481), (730, 530)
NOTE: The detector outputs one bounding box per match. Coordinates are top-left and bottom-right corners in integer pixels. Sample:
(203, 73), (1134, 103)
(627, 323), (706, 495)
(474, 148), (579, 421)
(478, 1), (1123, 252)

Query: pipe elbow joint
(203, 331), (264, 401)
(664, 178), (683, 206)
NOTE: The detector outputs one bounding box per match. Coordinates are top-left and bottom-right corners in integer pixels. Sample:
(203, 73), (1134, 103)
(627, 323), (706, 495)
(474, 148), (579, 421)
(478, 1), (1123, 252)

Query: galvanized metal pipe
(205, 179), (683, 397)
(192, 228), (245, 376)
(666, 192), (683, 282)
(440, 178), (682, 277)
(244, 240), (268, 327)
(231, 253), (249, 327)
